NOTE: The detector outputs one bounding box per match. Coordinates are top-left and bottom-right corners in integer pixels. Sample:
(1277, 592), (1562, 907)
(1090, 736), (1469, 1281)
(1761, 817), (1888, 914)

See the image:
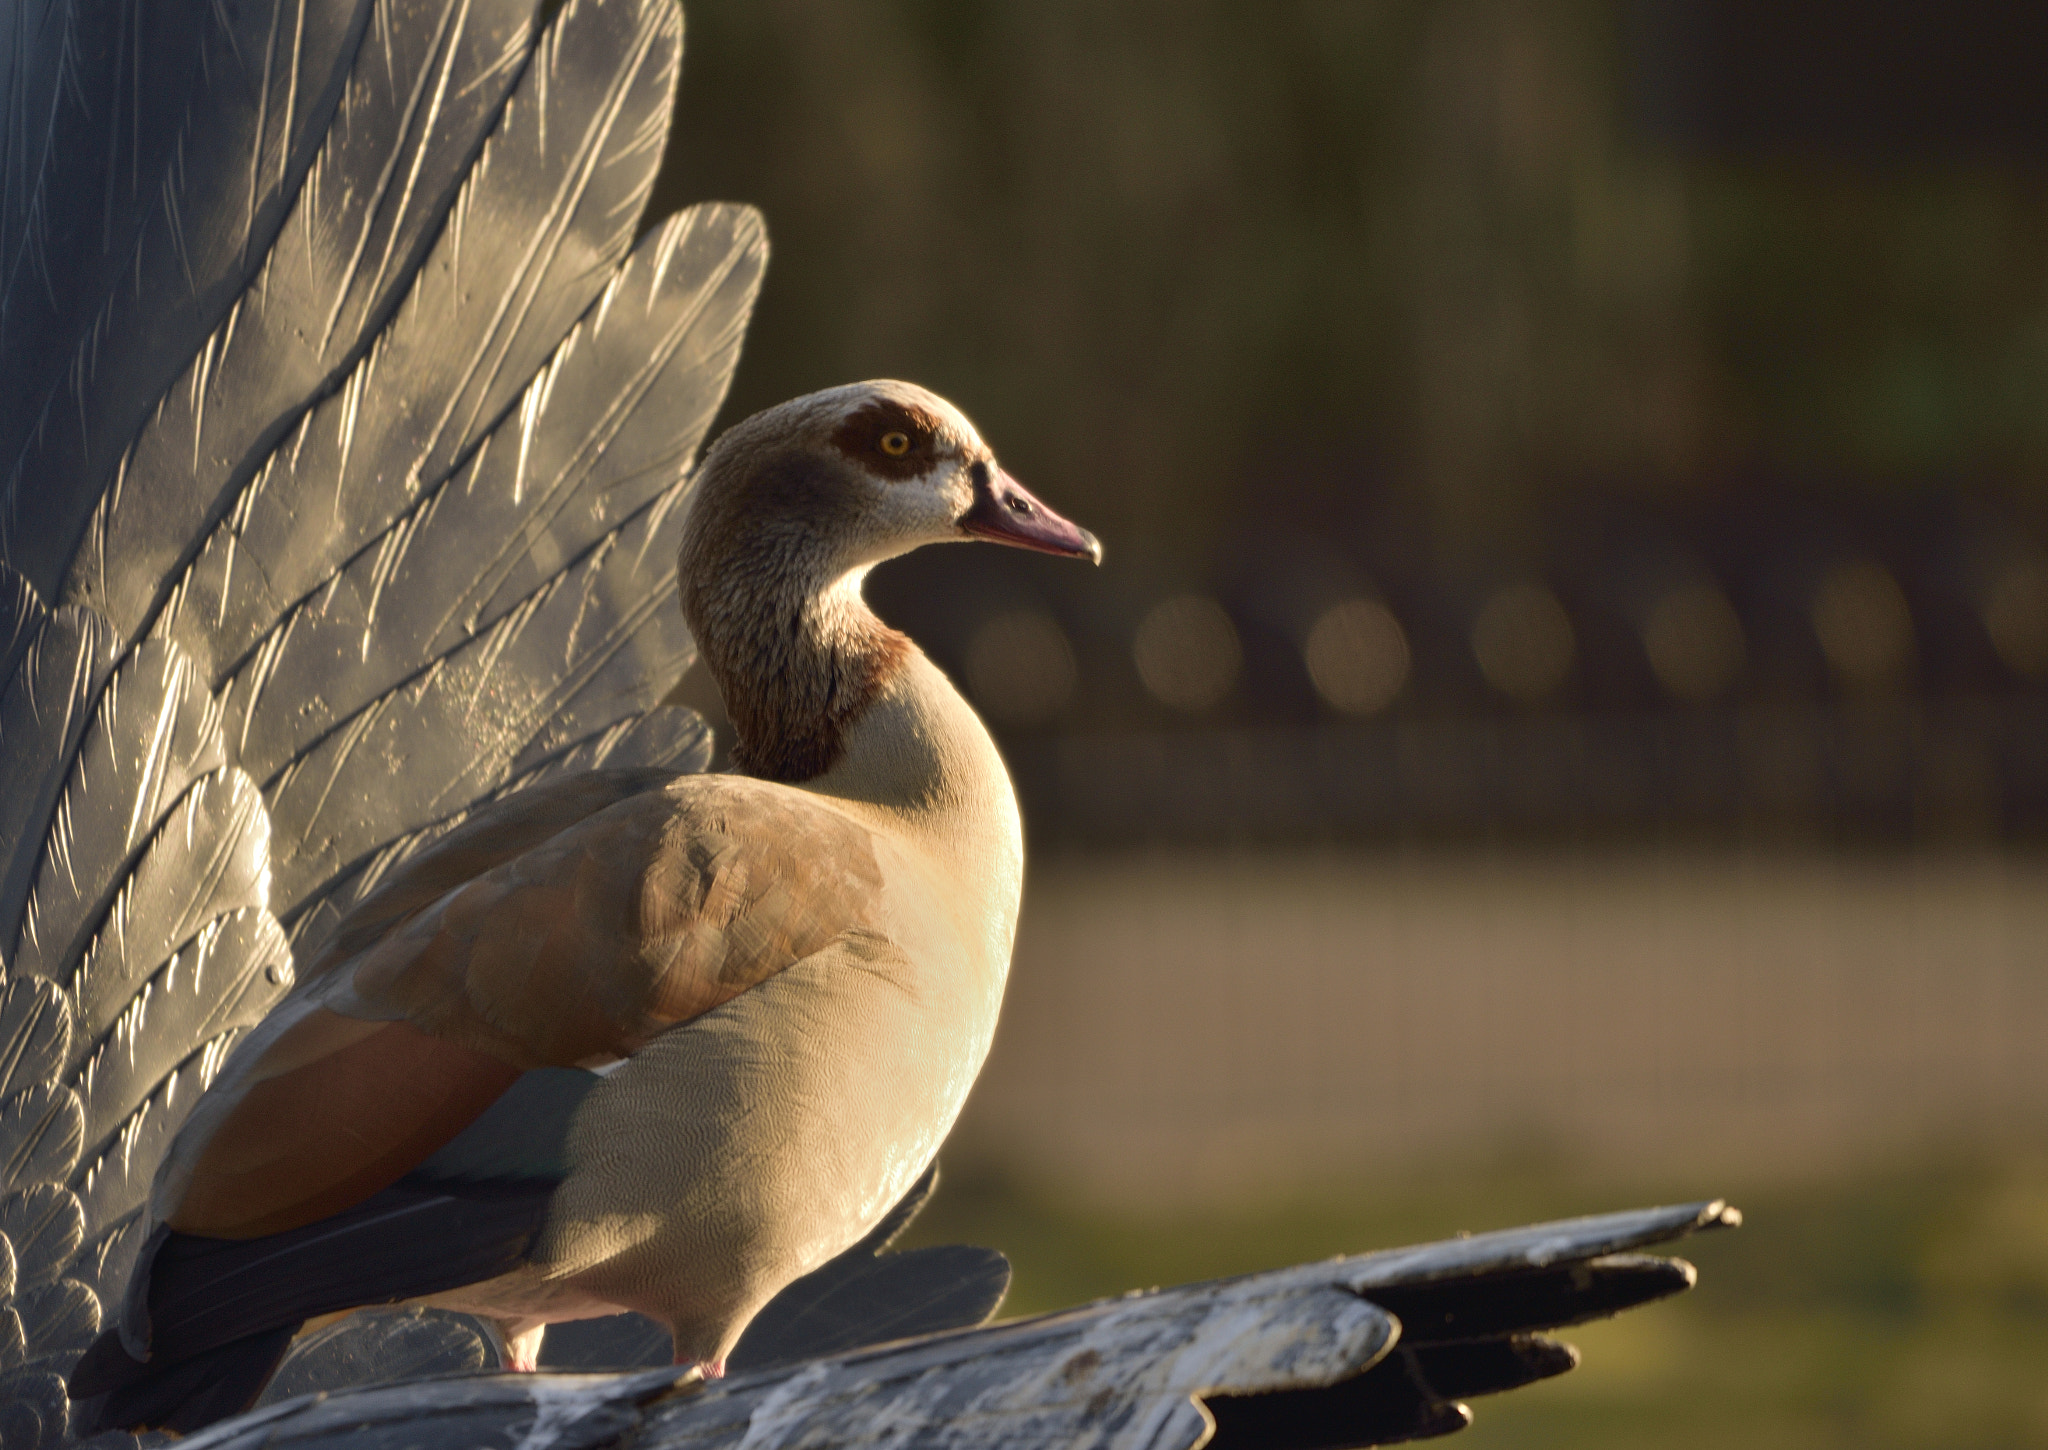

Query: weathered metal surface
(0, 0), (765, 1438)
(255, 1310), (491, 1410)
(1358, 1251), (1697, 1342)
(63, 0), (549, 641)
(0, 0), (373, 593)
(168, 1200), (1734, 1450)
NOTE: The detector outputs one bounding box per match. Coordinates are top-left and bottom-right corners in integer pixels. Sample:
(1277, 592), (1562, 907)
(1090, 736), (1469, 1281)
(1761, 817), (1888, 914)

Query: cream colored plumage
(72, 381), (1099, 1429)
(434, 651), (1025, 1362)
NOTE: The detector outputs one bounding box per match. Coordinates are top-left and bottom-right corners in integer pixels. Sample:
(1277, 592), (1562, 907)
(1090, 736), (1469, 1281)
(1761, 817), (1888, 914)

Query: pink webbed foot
(675, 1356), (726, 1379)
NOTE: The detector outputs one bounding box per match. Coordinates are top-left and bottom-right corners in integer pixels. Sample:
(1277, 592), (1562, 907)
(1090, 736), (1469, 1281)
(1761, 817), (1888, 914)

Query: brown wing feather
(302, 767), (679, 984)
(166, 1011), (521, 1237)
(161, 772), (889, 1238)
(341, 773), (889, 1064)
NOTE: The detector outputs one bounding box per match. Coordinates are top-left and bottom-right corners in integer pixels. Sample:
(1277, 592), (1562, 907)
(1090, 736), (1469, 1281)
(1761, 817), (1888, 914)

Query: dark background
(651, 0), (2048, 852)
(649, 8), (2048, 1444)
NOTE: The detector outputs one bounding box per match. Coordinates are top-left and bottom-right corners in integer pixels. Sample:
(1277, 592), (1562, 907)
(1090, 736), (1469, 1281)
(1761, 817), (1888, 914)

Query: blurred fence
(1007, 697), (2048, 848)
(955, 846), (2048, 1206)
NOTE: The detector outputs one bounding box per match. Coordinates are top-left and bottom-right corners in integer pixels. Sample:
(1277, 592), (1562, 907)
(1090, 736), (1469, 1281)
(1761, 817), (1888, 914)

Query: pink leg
(501, 1321), (547, 1373)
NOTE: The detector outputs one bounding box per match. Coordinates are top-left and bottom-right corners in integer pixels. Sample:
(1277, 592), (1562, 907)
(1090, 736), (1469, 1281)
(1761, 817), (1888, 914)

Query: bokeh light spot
(1982, 555), (2048, 680)
(965, 610), (1079, 726)
(1812, 560), (1915, 691)
(1642, 580), (1746, 703)
(1133, 595), (1241, 713)
(1472, 582), (1575, 703)
(1304, 599), (1410, 716)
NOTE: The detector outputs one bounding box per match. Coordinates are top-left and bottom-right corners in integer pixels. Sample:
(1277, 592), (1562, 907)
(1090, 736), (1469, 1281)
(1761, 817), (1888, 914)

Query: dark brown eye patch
(831, 399), (945, 480)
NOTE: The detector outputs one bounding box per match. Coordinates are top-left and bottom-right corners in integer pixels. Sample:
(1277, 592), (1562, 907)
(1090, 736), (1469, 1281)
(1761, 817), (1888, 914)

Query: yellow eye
(879, 431), (912, 457)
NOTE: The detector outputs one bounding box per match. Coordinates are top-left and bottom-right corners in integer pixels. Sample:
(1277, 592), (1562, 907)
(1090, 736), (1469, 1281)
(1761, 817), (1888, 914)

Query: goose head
(681, 380), (1098, 592)
(678, 380), (1098, 781)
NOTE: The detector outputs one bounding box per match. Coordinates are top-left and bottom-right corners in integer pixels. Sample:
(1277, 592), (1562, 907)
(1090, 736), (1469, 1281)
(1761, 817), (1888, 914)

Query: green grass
(899, 1149), (2048, 1447)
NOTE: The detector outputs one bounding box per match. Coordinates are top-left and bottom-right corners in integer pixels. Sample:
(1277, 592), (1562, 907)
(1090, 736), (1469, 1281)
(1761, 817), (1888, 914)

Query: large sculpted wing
(85, 1200), (1741, 1450)
(0, 0), (765, 1436)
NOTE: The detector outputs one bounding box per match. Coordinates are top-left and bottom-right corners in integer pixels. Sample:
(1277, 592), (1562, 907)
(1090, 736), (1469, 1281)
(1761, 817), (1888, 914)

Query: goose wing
(156, 772), (892, 1245)
(68, 768), (901, 1430)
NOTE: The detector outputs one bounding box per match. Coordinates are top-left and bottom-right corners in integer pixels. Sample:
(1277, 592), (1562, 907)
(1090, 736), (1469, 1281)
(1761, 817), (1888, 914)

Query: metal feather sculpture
(83, 1200), (1741, 1450)
(0, 0), (781, 1432)
(0, 0), (1731, 1443)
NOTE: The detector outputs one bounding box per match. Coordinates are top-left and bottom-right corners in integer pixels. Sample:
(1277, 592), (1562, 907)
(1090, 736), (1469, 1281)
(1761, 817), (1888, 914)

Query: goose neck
(686, 566), (911, 786)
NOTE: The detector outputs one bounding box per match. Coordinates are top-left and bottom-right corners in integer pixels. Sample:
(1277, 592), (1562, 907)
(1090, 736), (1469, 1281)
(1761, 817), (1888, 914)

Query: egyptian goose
(71, 380), (1099, 1430)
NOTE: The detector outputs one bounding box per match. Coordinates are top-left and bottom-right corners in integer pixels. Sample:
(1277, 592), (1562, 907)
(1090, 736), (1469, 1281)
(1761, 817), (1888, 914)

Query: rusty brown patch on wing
(163, 777), (893, 1242)
(165, 1012), (521, 1239)
(830, 397), (953, 480)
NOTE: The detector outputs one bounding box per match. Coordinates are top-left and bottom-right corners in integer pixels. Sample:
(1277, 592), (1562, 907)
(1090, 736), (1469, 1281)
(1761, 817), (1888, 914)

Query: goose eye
(879, 431), (912, 457)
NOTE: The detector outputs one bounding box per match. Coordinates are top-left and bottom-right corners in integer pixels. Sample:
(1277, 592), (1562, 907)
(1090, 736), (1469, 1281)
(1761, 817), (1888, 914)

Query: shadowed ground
(921, 844), (2048, 1448)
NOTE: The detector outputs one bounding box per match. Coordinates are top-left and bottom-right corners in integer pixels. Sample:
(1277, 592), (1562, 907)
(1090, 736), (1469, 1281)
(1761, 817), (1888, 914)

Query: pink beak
(959, 465), (1102, 563)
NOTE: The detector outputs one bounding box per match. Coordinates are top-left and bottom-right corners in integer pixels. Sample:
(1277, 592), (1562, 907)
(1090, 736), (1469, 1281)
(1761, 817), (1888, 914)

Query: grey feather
(0, 568), (46, 683)
(206, 204), (758, 791)
(16, 1278), (96, 1361)
(0, 1367), (67, 1449)
(0, 608), (118, 950)
(0, 0), (372, 597)
(726, 1246), (1013, 1374)
(0, 981), (71, 1103)
(0, 599), (290, 1417)
(264, 477), (698, 914)
(457, 204), (765, 633)
(62, 771), (274, 1058)
(70, 1061), (236, 1283)
(63, 1220), (149, 1324)
(131, 0), (681, 677)
(505, 705), (715, 789)
(0, 1186), (84, 1296)
(11, 644), (226, 986)
(0, 1087), (82, 1193)
(70, 911), (289, 1163)
(63, 0), (544, 643)
(505, 483), (701, 772)
(252, 1310), (488, 1408)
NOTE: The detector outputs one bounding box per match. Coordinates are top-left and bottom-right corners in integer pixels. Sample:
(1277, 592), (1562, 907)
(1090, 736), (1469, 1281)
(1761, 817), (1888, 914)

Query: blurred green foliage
(903, 1150), (2048, 1448)
(656, 0), (2048, 563)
